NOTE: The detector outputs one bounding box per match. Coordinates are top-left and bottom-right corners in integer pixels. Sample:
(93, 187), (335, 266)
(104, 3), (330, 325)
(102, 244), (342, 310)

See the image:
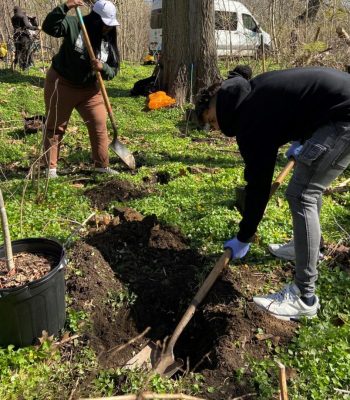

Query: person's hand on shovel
(286, 141), (303, 159)
(224, 237), (250, 259)
(66, 0), (85, 9)
(91, 59), (103, 72)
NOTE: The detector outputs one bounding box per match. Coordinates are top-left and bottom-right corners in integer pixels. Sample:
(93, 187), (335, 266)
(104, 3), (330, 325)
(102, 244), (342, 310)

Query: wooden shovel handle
(270, 159), (295, 197)
(165, 249), (231, 353)
(75, 8), (118, 138)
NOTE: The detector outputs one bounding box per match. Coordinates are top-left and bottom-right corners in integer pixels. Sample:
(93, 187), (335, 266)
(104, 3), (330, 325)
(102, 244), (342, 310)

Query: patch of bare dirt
(66, 208), (297, 398)
(0, 252), (56, 289)
(84, 179), (153, 209)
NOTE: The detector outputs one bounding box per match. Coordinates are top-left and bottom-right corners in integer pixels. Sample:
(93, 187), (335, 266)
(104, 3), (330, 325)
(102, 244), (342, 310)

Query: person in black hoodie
(11, 6), (39, 69)
(195, 67), (350, 321)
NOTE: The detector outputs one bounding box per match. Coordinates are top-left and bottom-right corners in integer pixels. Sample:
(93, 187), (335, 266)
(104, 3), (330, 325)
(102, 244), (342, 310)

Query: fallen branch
(106, 326), (151, 355)
(277, 362), (289, 400)
(55, 334), (80, 347)
(142, 395), (205, 400)
(325, 177), (350, 195)
(80, 396), (136, 400)
(79, 394), (206, 400)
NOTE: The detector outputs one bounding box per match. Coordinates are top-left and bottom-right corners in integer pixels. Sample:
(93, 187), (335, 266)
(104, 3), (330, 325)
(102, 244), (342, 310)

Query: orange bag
(148, 91), (176, 110)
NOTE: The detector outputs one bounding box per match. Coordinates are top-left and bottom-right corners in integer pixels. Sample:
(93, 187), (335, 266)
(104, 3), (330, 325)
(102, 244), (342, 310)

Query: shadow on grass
(0, 68), (45, 88)
(106, 87), (133, 98)
(135, 149), (243, 170)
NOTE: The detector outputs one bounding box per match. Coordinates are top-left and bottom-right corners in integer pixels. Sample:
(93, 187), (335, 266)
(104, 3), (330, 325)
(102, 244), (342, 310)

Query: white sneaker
(94, 166), (118, 175)
(268, 239), (323, 261)
(253, 283), (320, 321)
(268, 239), (296, 261)
(47, 168), (58, 179)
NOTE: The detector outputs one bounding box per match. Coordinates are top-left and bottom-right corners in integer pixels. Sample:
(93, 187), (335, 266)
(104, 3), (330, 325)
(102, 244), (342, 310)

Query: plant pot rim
(0, 237), (66, 295)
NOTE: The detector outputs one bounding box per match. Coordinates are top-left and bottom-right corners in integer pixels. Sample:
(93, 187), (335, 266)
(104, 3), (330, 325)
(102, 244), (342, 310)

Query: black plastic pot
(0, 238), (66, 347)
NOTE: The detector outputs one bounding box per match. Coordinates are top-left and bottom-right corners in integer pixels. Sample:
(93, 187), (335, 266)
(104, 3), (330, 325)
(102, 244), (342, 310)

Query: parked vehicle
(149, 0), (271, 57)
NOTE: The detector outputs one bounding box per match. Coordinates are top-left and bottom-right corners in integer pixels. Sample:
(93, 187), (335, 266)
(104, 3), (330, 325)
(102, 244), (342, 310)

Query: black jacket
(216, 67), (350, 242)
(12, 11), (38, 32)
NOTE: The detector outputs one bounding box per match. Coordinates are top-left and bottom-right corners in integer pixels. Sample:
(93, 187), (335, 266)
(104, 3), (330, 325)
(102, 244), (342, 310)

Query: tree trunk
(160, 0), (220, 105)
(296, 0), (323, 23)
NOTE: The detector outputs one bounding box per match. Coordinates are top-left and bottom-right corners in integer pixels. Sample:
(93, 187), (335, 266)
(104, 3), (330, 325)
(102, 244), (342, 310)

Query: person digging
(42, 0), (121, 178)
(195, 66), (350, 321)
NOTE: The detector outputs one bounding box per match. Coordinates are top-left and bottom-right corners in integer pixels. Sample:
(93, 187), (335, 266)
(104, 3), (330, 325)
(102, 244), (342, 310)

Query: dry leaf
(255, 333), (274, 341)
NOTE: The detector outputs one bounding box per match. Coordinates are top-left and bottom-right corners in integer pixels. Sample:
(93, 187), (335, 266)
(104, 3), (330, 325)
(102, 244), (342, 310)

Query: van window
(215, 11), (238, 31)
(151, 9), (162, 29)
(242, 14), (258, 32)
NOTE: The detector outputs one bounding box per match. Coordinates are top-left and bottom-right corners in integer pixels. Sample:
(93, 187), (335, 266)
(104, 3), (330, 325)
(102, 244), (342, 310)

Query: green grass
(0, 61), (349, 399)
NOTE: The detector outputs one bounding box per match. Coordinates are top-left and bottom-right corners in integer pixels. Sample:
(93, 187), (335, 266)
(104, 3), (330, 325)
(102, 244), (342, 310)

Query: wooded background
(1, 0), (350, 69)
(0, 0), (151, 63)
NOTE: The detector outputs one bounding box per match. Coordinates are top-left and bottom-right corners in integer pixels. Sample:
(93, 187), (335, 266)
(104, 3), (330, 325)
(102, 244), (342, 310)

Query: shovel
(124, 249), (232, 376)
(76, 7), (136, 170)
(125, 161), (296, 375)
(235, 159), (295, 214)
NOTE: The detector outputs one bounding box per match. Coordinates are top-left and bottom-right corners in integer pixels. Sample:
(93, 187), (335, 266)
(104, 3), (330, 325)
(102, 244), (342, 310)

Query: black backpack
(130, 64), (161, 97)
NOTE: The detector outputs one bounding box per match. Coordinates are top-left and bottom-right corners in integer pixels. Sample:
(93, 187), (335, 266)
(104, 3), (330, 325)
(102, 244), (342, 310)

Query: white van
(149, 0), (271, 57)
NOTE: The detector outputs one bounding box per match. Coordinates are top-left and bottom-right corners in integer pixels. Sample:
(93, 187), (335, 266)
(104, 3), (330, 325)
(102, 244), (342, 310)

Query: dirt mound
(66, 241), (141, 365)
(85, 179), (153, 209)
(67, 208), (296, 397)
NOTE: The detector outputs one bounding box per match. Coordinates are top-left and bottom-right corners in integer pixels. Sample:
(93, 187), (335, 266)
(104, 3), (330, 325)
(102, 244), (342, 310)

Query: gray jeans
(286, 121), (350, 297)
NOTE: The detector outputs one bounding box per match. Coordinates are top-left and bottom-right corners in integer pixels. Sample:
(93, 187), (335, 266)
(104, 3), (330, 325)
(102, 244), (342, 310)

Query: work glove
(224, 237), (250, 259)
(286, 141), (303, 159)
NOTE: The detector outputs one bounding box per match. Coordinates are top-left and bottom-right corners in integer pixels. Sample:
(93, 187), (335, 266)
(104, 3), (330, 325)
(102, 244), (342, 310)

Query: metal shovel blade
(153, 353), (184, 377)
(124, 341), (159, 370)
(124, 341), (184, 377)
(109, 138), (136, 170)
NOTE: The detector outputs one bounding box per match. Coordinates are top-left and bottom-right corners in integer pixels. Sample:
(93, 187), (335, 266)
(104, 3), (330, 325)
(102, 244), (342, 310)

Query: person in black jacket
(195, 67), (350, 321)
(11, 6), (39, 69)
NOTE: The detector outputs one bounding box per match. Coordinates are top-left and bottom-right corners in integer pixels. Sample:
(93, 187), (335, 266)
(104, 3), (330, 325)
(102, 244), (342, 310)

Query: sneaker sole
(268, 248), (324, 262)
(254, 304), (319, 321)
(268, 248), (296, 261)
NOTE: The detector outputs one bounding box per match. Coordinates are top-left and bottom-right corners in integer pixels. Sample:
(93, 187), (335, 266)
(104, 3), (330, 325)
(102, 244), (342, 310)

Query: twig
(106, 327), (151, 354)
(55, 334), (80, 347)
(79, 396), (136, 400)
(79, 395), (206, 400)
(324, 177), (350, 194)
(0, 188), (15, 272)
(277, 361), (288, 400)
(64, 212), (97, 248)
(334, 388), (350, 394)
(68, 377), (81, 400)
(229, 394), (257, 400)
(191, 351), (211, 372)
(142, 395), (205, 400)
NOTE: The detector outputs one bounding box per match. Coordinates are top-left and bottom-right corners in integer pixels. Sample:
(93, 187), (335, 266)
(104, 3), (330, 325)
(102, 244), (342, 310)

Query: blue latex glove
(224, 237), (250, 259)
(286, 141), (303, 159)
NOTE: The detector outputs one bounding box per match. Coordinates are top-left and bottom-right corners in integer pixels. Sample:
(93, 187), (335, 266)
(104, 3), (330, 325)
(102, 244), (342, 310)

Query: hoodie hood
(216, 76), (251, 136)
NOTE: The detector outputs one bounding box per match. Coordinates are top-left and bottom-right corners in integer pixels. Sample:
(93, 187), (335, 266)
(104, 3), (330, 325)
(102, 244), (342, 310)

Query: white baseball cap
(93, 1), (120, 27)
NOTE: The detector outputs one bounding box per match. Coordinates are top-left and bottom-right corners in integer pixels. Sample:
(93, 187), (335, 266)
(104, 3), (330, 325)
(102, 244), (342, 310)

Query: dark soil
(142, 171), (172, 185)
(0, 252), (56, 289)
(326, 243), (350, 273)
(84, 179), (153, 209)
(67, 208), (296, 398)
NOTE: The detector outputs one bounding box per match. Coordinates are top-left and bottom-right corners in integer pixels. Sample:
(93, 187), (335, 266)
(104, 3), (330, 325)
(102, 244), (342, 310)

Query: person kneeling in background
(195, 66), (350, 321)
(42, 0), (120, 178)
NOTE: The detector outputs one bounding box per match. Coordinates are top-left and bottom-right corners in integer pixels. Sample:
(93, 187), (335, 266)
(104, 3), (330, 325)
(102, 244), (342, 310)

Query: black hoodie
(216, 67), (350, 242)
